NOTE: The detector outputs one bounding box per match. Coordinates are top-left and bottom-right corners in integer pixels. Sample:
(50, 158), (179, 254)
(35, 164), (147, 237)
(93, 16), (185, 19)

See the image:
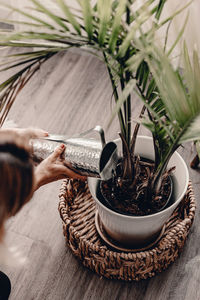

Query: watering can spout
(99, 142), (118, 181)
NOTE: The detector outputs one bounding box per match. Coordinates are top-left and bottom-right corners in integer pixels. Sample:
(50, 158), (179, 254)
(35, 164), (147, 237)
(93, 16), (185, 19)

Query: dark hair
(0, 141), (34, 230)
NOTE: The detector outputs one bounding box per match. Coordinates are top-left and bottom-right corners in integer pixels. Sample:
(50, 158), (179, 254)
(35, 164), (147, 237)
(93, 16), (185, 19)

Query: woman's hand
(34, 144), (86, 191)
(0, 127), (48, 150)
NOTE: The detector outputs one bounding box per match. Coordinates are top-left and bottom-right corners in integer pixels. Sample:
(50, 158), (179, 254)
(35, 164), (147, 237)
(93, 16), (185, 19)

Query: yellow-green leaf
(57, 0), (81, 35)
(97, 0), (112, 46)
(79, 0), (93, 39)
(107, 79), (136, 128)
(31, 0), (69, 31)
(109, 0), (126, 53)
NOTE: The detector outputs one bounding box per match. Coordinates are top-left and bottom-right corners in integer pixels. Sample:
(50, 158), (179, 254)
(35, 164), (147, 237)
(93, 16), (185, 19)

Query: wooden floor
(0, 50), (200, 300)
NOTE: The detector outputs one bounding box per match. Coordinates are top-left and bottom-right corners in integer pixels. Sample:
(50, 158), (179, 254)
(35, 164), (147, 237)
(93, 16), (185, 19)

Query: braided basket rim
(58, 179), (196, 281)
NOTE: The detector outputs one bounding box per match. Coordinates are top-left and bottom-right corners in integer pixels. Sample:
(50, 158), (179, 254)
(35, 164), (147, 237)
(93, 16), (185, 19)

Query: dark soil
(100, 157), (173, 216)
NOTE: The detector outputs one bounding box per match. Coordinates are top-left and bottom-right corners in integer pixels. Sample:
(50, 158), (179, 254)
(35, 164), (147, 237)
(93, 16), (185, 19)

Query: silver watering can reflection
(31, 126), (119, 180)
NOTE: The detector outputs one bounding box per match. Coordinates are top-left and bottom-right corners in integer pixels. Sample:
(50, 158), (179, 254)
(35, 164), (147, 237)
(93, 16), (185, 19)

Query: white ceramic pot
(88, 136), (189, 248)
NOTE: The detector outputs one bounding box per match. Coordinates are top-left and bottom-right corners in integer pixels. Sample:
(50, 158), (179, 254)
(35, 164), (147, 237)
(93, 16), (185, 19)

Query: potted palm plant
(0, 0), (199, 249)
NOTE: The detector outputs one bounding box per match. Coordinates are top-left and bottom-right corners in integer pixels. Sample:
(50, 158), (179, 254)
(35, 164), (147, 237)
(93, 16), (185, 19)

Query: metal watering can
(31, 126), (118, 180)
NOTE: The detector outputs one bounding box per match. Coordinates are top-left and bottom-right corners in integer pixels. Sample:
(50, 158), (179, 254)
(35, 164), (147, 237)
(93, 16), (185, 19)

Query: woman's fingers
(0, 127), (48, 139)
(50, 144), (65, 161)
(47, 144), (65, 164)
(29, 128), (49, 139)
(49, 144), (86, 180)
(0, 127), (49, 152)
(54, 165), (86, 180)
(22, 128), (49, 139)
(21, 128), (49, 153)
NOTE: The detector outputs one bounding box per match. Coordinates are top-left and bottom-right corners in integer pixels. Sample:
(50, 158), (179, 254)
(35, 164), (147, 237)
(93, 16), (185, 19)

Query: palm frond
(97, 0), (112, 46)
(118, 8), (151, 58)
(167, 12), (189, 56)
(180, 116), (200, 143)
(56, 0), (81, 34)
(79, 0), (93, 39)
(0, 18), (45, 28)
(108, 0), (126, 53)
(0, 3), (55, 30)
(155, 0), (167, 20)
(136, 42), (200, 184)
(30, 0), (69, 31)
(107, 78), (136, 128)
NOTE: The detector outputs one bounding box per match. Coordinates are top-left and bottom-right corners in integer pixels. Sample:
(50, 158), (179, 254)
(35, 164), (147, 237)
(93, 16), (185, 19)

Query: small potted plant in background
(0, 0), (199, 249)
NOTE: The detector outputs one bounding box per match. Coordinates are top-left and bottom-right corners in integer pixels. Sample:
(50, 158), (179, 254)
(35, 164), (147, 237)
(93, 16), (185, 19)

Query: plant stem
(125, 1), (131, 148)
(130, 104), (146, 155)
(120, 76), (128, 145)
(152, 115), (194, 191)
(190, 154), (199, 169)
(130, 81), (148, 157)
(103, 52), (126, 137)
(119, 132), (133, 179)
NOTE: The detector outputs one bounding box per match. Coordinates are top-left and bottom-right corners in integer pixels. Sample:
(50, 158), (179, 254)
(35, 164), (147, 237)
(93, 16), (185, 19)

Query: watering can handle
(90, 125), (106, 147)
(42, 125), (106, 148)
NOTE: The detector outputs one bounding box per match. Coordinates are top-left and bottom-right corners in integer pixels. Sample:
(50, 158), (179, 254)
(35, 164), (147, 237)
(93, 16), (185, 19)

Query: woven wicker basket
(58, 179), (195, 281)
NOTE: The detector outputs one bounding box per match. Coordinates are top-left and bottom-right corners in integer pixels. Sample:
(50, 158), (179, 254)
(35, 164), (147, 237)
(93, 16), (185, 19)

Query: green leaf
(127, 52), (146, 74)
(79, 0), (93, 39)
(56, 0), (81, 34)
(0, 3), (55, 29)
(108, 0), (126, 53)
(139, 42), (200, 180)
(30, 0), (69, 31)
(117, 0), (162, 57)
(141, 63), (150, 92)
(180, 115), (200, 144)
(159, 1), (193, 28)
(107, 79), (136, 128)
(97, 0), (112, 46)
(146, 47), (190, 126)
(118, 9), (150, 57)
(146, 78), (156, 99)
(0, 41), (67, 49)
(167, 12), (189, 57)
(0, 18), (44, 28)
(0, 53), (51, 72)
(135, 88), (174, 141)
(195, 140), (200, 158)
(155, 0), (166, 20)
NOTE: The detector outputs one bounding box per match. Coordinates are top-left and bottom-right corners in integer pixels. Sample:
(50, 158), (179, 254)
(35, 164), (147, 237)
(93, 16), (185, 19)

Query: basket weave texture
(58, 179), (196, 281)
